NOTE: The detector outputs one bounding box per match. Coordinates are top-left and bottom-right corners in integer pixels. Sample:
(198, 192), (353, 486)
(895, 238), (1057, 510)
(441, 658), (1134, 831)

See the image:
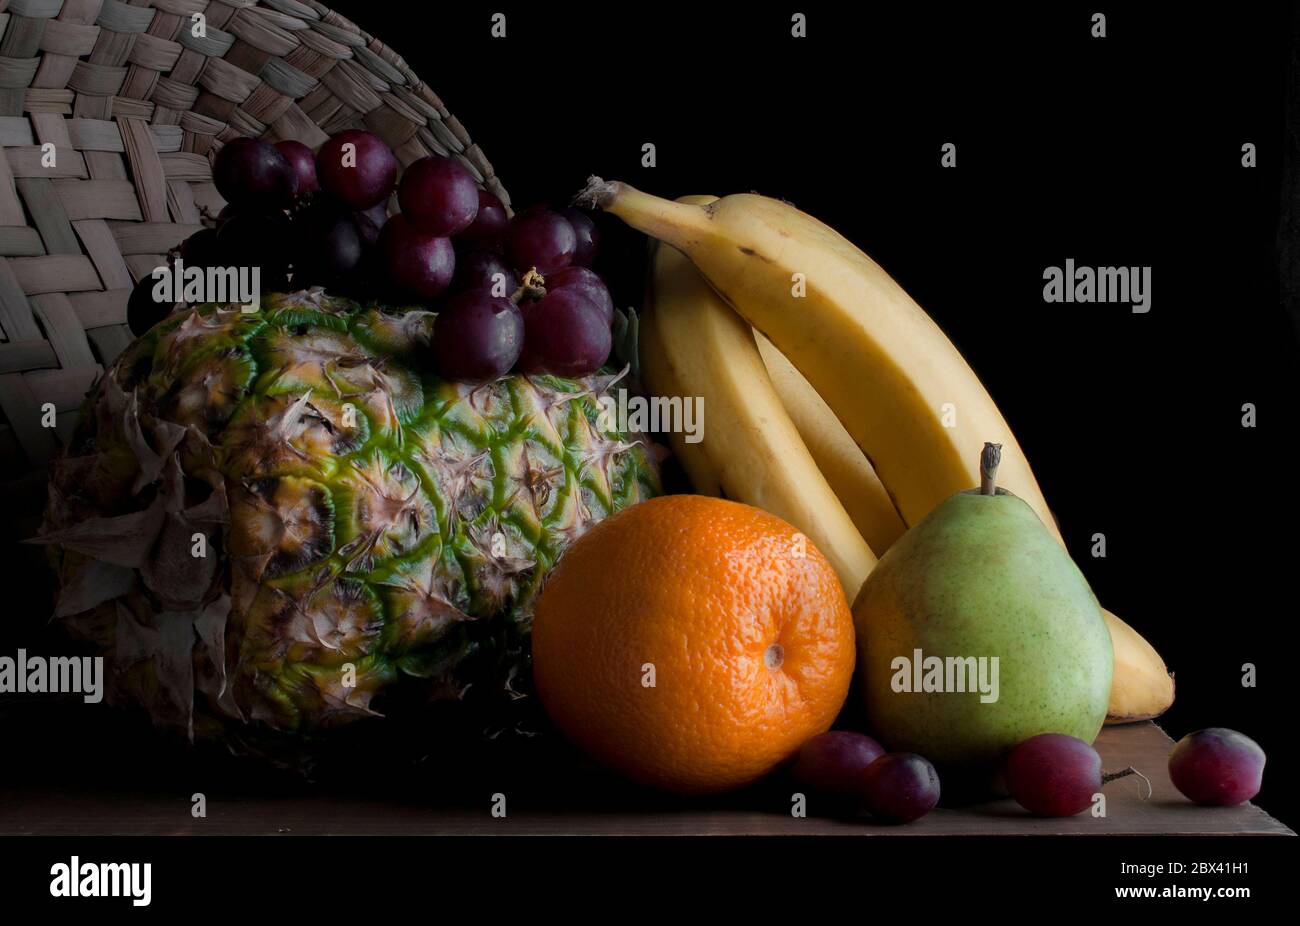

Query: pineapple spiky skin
(38, 290), (658, 746)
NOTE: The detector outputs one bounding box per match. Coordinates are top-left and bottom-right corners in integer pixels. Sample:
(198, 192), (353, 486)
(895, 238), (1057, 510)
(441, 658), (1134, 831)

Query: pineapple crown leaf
(611, 307), (640, 379)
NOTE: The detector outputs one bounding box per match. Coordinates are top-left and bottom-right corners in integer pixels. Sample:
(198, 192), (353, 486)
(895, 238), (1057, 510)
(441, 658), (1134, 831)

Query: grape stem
(575, 176), (620, 209)
(511, 268), (547, 305)
(1101, 766), (1153, 801)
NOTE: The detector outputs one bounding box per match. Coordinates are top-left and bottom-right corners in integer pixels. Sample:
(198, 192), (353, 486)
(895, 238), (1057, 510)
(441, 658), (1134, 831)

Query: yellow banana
(642, 210), (876, 598)
(1103, 608), (1176, 722)
(586, 179), (1054, 532)
(597, 179), (1172, 723)
(638, 195), (725, 499)
(755, 333), (907, 554)
(638, 303), (723, 498)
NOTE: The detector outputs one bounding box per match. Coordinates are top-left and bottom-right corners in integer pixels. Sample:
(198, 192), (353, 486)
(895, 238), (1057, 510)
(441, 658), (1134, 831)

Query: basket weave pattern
(0, 0), (507, 497)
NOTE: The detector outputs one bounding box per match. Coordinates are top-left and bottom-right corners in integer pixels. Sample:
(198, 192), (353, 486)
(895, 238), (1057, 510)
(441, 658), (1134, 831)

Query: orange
(531, 494), (856, 795)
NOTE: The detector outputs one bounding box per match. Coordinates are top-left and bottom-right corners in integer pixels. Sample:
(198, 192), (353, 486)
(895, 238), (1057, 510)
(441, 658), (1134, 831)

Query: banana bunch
(604, 183), (1173, 724)
(640, 200), (876, 594)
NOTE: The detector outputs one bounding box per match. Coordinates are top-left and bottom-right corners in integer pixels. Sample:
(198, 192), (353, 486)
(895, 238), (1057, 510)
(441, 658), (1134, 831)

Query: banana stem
(576, 177), (711, 253)
(979, 442), (1002, 496)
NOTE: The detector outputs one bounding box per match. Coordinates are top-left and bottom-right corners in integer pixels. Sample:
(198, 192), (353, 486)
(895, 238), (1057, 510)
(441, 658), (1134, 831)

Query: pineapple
(36, 290), (658, 745)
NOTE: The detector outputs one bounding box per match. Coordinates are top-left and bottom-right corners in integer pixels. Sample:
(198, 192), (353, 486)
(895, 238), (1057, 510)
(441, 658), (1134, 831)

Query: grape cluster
(130, 132), (616, 384)
(792, 731), (941, 824)
(791, 721), (1271, 822)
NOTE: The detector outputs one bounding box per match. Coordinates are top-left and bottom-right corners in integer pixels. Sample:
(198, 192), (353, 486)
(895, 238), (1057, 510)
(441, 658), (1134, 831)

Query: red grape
(354, 212), (382, 249)
(295, 205), (365, 289)
(432, 291), (524, 381)
(179, 227), (219, 271)
(315, 130), (397, 209)
(213, 137), (294, 209)
(791, 731), (886, 804)
(215, 210), (293, 291)
(545, 265), (614, 325)
(861, 753), (941, 824)
(559, 206), (600, 266)
(359, 199), (390, 225)
(353, 200), (389, 248)
(506, 209), (576, 275)
(453, 251), (518, 298)
(457, 189), (510, 249)
(1169, 728), (1265, 806)
(519, 288), (611, 377)
(398, 155), (479, 237)
(127, 273), (177, 337)
(377, 214), (455, 301)
(274, 139), (319, 195)
(1004, 733), (1103, 817)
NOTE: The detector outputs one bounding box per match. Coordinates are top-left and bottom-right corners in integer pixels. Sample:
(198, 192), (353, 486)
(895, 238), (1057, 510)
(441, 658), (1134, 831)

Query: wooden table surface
(0, 721), (1291, 836)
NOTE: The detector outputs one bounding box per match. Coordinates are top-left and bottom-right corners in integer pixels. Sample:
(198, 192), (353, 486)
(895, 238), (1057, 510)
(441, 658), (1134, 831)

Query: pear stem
(979, 442), (1003, 496)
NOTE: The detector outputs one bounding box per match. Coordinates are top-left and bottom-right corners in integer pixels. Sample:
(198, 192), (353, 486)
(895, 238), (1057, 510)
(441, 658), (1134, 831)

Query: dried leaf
(124, 390), (188, 493)
(114, 602), (198, 739)
(192, 595), (239, 722)
(140, 512), (217, 611)
(99, 374), (128, 420)
(184, 477), (229, 525)
(157, 452), (187, 512)
(53, 558), (135, 618)
(31, 505), (166, 568)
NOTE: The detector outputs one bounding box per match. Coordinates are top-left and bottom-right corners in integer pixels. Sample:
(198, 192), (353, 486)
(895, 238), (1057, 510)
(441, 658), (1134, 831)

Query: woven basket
(0, 0), (508, 525)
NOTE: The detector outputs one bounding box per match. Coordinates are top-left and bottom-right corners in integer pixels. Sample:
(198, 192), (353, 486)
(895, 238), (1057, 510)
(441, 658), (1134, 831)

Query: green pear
(852, 443), (1111, 786)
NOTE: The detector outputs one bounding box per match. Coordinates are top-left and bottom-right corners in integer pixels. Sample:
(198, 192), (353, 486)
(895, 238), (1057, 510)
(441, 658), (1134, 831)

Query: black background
(333, 3), (1299, 823)
(2, 0), (1297, 853)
